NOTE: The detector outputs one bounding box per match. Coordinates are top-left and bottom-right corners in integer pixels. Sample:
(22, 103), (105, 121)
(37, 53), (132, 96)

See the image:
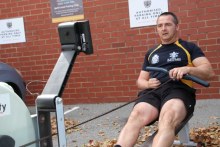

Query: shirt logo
(151, 54), (159, 64)
(167, 52), (181, 62)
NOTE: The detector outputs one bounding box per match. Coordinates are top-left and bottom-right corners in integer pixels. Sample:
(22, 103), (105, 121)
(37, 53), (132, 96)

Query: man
(115, 12), (214, 147)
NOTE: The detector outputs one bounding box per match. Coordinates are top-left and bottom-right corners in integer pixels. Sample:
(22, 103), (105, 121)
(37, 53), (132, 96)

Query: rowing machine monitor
(58, 20), (93, 54)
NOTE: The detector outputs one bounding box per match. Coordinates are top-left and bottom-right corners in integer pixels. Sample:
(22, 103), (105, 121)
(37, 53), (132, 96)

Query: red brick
(207, 19), (220, 26)
(199, 39), (217, 46)
(197, 1), (216, 8)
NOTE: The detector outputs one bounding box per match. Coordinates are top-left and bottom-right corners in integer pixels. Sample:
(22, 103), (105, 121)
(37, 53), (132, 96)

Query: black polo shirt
(142, 39), (205, 83)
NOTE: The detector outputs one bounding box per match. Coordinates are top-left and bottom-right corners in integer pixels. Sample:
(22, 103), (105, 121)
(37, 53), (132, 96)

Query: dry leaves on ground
(190, 122), (220, 147)
(83, 122), (220, 147)
(51, 117), (79, 134)
(49, 116), (219, 147)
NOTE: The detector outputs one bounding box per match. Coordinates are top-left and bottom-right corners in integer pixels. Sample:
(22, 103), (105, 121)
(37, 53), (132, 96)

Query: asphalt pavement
(44, 99), (220, 147)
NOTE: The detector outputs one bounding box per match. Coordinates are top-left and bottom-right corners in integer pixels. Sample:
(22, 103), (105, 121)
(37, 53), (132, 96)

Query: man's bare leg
(116, 102), (158, 147)
(152, 99), (187, 147)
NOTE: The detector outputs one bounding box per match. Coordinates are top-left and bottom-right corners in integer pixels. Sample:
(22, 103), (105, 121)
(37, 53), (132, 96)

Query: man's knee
(159, 110), (186, 130)
(128, 109), (144, 124)
(131, 103), (158, 124)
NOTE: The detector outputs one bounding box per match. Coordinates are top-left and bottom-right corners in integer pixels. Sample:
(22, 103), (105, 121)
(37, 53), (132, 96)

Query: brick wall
(0, 0), (220, 105)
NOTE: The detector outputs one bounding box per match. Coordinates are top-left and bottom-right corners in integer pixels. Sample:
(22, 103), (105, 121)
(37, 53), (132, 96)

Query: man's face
(156, 15), (179, 44)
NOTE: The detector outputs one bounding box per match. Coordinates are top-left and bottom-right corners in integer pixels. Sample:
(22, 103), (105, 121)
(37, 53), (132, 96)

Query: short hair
(158, 12), (179, 25)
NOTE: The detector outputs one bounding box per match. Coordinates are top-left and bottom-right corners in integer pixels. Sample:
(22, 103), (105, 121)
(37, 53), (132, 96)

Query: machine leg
(55, 97), (67, 147)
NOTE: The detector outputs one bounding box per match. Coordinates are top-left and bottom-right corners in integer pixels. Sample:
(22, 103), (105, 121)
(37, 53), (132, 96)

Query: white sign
(0, 17), (26, 44)
(50, 0), (84, 23)
(128, 0), (168, 28)
(0, 93), (11, 117)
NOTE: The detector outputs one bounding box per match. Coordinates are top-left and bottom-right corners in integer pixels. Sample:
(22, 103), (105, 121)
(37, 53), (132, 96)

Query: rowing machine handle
(146, 67), (210, 87)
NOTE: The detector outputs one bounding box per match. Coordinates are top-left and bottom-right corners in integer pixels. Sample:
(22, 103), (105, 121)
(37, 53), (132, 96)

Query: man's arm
(189, 57), (215, 80)
(136, 70), (161, 90)
(169, 57), (215, 81)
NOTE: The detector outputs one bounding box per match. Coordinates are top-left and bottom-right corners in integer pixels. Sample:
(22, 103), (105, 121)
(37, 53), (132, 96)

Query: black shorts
(135, 81), (196, 118)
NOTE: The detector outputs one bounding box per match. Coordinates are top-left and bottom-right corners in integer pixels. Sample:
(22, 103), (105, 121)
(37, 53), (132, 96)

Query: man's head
(156, 12), (179, 44)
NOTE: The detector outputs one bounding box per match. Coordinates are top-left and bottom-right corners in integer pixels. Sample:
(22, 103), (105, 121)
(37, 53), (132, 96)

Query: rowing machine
(0, 20), (93, 147)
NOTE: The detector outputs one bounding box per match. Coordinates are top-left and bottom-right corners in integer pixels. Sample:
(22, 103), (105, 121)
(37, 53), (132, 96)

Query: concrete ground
(44, 99), (220, 147)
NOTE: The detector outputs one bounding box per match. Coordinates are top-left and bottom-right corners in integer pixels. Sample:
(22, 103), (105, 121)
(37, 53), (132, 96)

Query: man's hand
(169, 67), (190, 80)
(148, 78), (161, 89)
